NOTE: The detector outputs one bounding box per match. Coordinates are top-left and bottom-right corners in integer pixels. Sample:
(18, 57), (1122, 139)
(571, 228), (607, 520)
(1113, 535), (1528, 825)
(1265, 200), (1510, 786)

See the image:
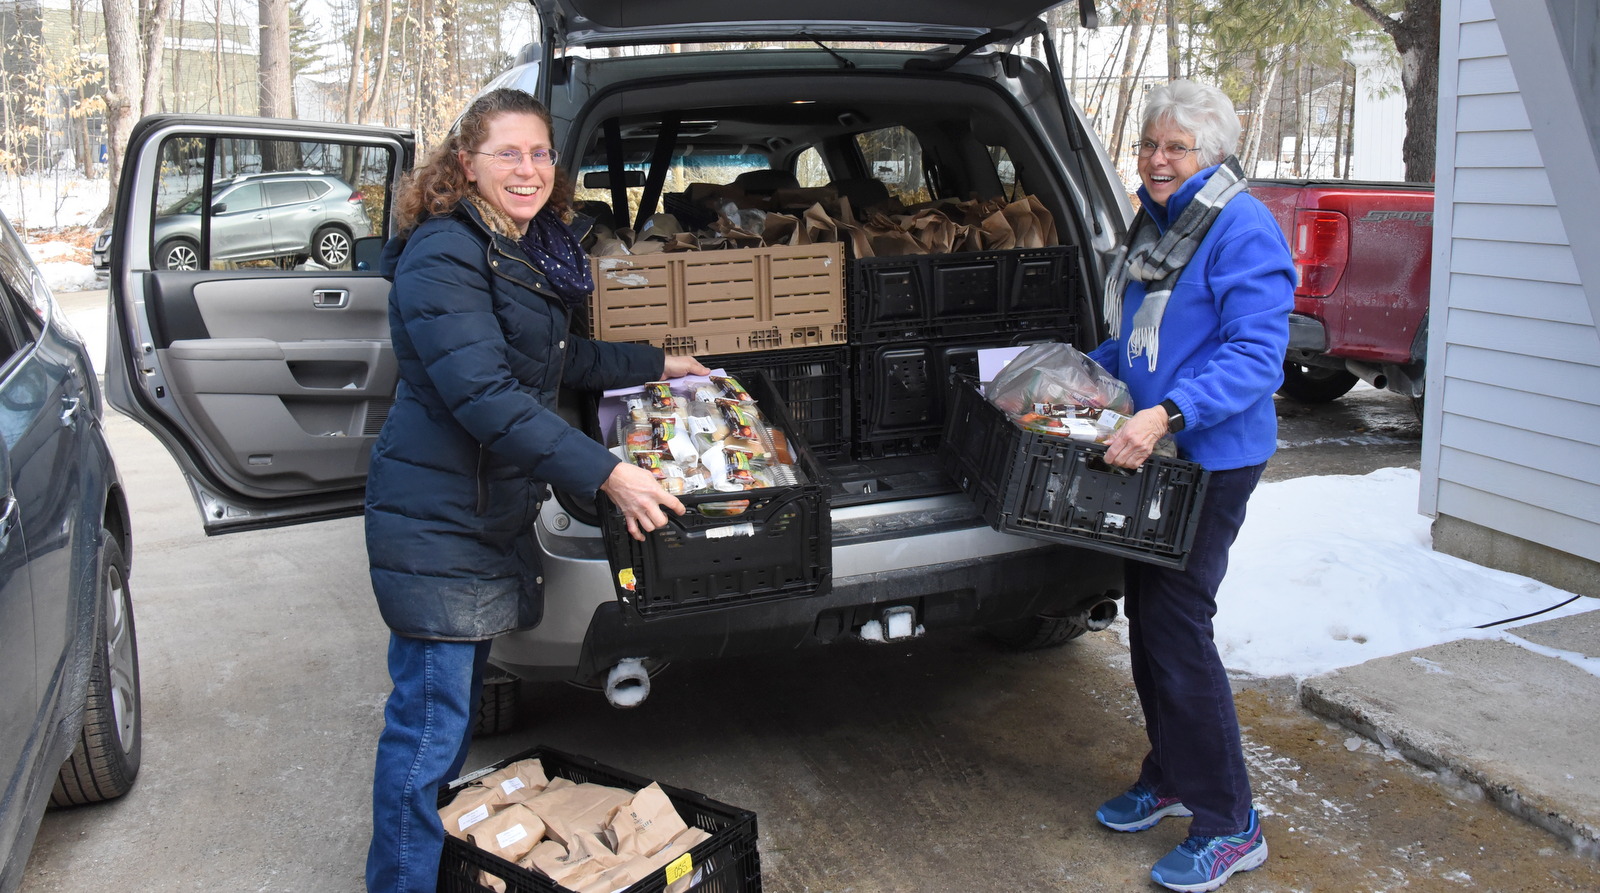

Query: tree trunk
(140, 0), (173, 117)
(214, 0), (224, 112)
(1349, 0), (1440, 182)
(344, 0), (369, 122)
(1241, 58), (1280, 174)
(361, 0), (393, 125)
(1333, 65), (1349, 178)
(1108, 0), (1149, 161)
(98, 0), (141, 227)
(259, 0), (293, 119)
(1166, 0), (1180, 81)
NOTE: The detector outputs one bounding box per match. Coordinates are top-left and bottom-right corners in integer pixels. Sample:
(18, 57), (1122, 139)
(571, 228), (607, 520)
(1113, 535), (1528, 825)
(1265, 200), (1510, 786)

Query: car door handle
(60, 395), (81, 427)
(312, 289), (349, 309)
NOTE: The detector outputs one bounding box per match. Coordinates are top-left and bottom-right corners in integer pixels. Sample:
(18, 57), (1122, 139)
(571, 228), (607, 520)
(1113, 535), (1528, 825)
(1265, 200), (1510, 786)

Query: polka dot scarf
(519, 208), (594, 310)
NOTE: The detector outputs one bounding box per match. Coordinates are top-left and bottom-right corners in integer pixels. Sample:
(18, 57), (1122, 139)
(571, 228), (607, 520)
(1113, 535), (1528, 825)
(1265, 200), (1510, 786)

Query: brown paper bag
(574, 826), (713, 893)
(978, 207), (1017, 250)
(527, 830), (626, 886)
(523, 782), (634, 847)
(864, 212), (923, 257)
(466, 803), (547, 864)
(802, 202), (837, 245)
(439, 784), (502, 840)
(477, 758), (550, 805)
(761, 212), (810, 246)
(605, 783), (691, 858)
(662, 232), (702, 252)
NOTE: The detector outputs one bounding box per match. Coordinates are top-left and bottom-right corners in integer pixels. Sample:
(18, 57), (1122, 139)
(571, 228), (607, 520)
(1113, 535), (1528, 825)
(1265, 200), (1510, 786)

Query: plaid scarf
(1104, 157), (1249, 372)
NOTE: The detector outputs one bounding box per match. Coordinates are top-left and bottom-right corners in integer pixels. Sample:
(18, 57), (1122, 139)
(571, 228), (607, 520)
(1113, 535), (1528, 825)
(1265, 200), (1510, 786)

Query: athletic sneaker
(1094, 781), (1193, 832)
(1149, 808), (1268, 892)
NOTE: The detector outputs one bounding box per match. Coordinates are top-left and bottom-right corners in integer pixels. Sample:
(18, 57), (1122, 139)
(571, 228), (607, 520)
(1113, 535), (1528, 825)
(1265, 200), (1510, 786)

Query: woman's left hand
(662, 355), (711, 379)
(1102, 407), (1170, 469)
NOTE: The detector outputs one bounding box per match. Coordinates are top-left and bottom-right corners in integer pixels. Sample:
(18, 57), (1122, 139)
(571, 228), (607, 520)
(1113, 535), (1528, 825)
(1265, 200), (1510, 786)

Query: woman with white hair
(1087, 79), (1294, 892)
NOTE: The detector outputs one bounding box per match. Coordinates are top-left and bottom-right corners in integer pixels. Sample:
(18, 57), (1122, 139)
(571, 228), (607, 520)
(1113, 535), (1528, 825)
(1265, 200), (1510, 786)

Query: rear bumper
(490, 497), (1125, 683)
(1287, 313), (1327, 351)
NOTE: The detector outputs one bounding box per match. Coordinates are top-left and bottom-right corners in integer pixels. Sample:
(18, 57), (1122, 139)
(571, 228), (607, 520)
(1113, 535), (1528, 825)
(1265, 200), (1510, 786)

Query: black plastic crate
(695, 347), (848, 460)
(939, 378), (1210, 569)
(438, 746), (761, 893)
(851, 327), (1076, 455)
(599, 370), (832, 621)
(849, 245), (1081, 342)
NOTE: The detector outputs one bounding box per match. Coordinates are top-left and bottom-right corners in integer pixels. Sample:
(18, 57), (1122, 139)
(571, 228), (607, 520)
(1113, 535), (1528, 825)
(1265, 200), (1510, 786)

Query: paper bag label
(458, 804), (490, 832)
(665, 853), (694, 885)
(495, 823), (529, 849)
(500, 777), (525, 796)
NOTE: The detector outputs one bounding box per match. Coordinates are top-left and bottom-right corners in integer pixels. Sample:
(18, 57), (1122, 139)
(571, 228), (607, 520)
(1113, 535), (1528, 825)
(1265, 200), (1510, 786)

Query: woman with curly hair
(363, 88), (707, 892)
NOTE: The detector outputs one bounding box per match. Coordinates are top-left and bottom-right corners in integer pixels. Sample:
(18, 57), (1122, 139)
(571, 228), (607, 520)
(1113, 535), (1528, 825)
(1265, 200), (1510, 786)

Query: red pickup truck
(1250, 179), (1434, 408)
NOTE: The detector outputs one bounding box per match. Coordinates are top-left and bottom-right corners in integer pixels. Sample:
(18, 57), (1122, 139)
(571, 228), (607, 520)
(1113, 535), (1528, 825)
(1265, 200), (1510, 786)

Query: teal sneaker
(1095, 781), (1193, 832)
(1150, 808), (1268, 892)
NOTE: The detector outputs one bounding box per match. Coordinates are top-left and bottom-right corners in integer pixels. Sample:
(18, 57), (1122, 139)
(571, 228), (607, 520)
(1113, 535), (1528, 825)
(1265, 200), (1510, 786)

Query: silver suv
(102, 1), (1131, 727)
(93, 170), (371, 272)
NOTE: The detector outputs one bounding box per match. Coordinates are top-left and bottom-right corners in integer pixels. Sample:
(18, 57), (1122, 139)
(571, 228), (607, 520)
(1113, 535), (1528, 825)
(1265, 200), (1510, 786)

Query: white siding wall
(1423, 0), (1600, 563)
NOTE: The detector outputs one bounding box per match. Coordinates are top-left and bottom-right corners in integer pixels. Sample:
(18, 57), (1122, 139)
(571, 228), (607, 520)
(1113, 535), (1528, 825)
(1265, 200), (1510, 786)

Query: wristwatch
(1159, 399), (1185, 433)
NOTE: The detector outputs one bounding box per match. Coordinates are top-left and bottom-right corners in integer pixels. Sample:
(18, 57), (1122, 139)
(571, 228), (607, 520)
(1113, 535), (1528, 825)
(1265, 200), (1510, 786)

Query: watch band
(1159, 398), (1185, 433)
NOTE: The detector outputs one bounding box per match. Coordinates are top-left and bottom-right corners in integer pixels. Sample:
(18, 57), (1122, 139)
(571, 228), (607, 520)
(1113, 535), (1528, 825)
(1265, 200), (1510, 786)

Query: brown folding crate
(591, 243), (847, 356)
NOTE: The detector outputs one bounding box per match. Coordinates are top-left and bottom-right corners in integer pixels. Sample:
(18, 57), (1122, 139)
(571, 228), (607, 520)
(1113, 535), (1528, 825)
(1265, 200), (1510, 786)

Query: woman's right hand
(600, 462), (686, 541)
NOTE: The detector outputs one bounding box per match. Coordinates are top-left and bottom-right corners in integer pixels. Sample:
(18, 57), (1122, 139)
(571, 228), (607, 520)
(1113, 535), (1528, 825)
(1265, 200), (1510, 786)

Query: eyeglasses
(1134, 140), (1200, 161)
(476, 148), (559, 169)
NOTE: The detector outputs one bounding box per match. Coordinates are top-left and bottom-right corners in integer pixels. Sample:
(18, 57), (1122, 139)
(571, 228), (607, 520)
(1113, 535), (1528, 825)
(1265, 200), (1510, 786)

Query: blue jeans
(1125, 463), (1264, 838)
(366, 634), (491, 893)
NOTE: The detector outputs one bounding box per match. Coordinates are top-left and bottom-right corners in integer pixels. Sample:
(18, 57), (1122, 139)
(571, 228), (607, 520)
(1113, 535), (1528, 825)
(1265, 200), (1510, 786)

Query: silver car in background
(94, 170), (371, 272)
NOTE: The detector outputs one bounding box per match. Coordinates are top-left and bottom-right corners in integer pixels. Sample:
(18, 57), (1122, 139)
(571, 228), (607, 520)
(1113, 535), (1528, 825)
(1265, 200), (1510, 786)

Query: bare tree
(1348, 0), (1438, 182)
(97, 0), (141, 226)
(140, 0), (174, 119)
(259, 0), (293, 119)
(343, 0), (369, 122)
(1108, 0), (1152, 160)
(362, 0), (395, 125)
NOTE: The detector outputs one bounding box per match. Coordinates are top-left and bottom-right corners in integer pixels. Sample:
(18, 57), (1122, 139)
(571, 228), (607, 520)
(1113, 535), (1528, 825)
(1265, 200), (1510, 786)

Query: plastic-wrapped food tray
(437, 746), (761, 893)
(938, 377), (1209, 569)
(599, 370), (831, 620)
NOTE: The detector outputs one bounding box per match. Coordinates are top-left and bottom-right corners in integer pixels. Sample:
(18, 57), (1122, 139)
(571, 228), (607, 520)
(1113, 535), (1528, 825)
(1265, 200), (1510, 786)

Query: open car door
(104, 116), (413, 534)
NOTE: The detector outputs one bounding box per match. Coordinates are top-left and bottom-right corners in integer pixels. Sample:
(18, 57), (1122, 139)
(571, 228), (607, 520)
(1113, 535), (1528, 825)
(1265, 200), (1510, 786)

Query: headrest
(732, 169), (801, 193)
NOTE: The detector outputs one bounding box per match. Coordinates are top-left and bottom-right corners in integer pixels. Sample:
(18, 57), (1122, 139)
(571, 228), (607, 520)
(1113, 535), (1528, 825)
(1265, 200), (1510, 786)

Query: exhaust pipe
(1071, 597), (1119, 632)
(1345, 359), (1388, 391)
(604, 658), (651, 708)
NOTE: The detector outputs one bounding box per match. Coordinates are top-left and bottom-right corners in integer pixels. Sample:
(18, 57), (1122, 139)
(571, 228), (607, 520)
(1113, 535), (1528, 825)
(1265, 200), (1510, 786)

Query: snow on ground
(3, 173), (111, 293)
(1208, 466), (1597, 680)
(16, 178), (1595, 682)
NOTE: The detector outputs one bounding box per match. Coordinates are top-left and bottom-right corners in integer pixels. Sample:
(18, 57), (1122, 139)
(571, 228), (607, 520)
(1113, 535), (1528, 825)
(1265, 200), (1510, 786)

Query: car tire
(155, 238), (200, 271)
(51, 530), (141, 806)
(311, 225), (353, 268)
(985, 613), (1092, 651)
(1277, 362), (1359, 403)
(471, 666), (522, 737)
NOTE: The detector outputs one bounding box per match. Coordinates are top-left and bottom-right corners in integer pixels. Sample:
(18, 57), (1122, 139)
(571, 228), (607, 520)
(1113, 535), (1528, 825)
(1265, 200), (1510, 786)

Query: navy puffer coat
(365, 201), (663, 640)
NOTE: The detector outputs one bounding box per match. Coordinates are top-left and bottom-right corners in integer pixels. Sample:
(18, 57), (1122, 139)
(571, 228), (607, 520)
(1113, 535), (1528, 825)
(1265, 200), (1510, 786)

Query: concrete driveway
(21, 291), (1600, 892)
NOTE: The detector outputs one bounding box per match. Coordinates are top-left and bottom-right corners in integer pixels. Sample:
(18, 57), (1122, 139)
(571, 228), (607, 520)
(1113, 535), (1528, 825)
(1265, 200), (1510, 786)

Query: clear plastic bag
(984, 342), (1134, 417)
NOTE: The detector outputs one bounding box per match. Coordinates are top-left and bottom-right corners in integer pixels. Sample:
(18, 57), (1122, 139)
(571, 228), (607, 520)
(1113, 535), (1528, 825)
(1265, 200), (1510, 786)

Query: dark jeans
(365, 634), (492, 893)
(1126, 462), (1264, 838)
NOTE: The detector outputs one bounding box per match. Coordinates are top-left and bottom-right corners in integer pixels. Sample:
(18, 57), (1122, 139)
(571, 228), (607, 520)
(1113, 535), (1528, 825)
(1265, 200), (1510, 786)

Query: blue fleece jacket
(1089, 165), (1294, 471)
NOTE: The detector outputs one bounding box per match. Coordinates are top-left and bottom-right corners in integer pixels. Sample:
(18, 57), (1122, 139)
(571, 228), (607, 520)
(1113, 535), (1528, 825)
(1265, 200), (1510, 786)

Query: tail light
(348, 190), (364, 202)
(1291, 209), (1348, 297)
